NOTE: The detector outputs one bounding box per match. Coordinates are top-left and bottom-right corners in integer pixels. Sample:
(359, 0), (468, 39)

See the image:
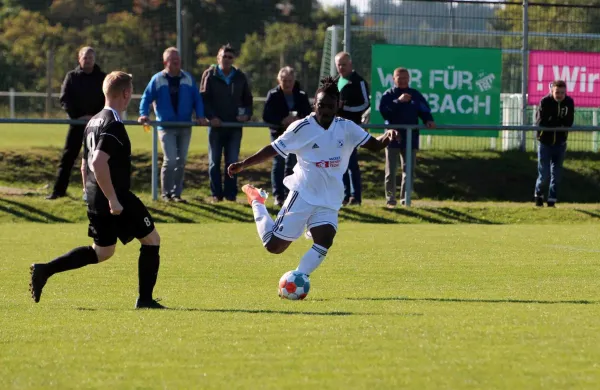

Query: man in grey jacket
(200, 44), (253, 202)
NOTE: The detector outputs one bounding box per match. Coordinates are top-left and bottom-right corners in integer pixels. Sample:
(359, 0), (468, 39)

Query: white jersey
(271, 114), (372, 210)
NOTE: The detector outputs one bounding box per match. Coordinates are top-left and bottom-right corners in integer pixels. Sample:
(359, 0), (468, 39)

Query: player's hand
(227, 161), (244, 178)
(108, 198), (123, 215)
(138, 115), (150, 124)
(281, 115), (296, 127)
(387, 129), (400, 141)
(398, 93), (412, 103)
(236, 115), (249, 122)
(425, 121), (436, 129)
(196, 117), (208, 126)
(210, 117), (222, 127)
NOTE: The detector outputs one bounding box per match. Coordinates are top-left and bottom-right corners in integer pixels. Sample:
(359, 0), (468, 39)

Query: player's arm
(81, 157), (87, 193)
(361, 130), (398, 152)
(91, 150), (122, 215)
(227, 145), (278, 177)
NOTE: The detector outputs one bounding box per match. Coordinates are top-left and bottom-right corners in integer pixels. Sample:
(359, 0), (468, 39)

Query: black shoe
(535, 196), (544, 207)
(348, 197), (361, 206)
(274, 198), (285, 207)
(135, 298), (167, 309)
(161, 195), (173, 202)
(547, 201), (556, 208)
(171, 195), (187, 203)
(342, 197), (350, 207)
(29, 263), (49, 303)
(45, 193), (65, 200)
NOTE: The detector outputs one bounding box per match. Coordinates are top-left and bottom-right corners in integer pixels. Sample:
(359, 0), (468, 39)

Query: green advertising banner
(370, 45), (502, 137)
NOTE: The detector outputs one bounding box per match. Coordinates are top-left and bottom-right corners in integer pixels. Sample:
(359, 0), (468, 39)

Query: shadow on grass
(575, 209), (600, 219)
(75, 306), (424, 316)
(346, 296), (598, 305)
(0, 197), (70, 223)
(424, 207), (498, 224)
(340, 207), (397, 224)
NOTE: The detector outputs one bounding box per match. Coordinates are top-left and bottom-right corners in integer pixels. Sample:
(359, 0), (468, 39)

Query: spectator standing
(200, 44), (253, 202)
(47, 47), (105, 200)
(333, 52), (370, 206)
(139, 47), (206, 203)
(534, 80), (574, 207)
(379, 67), (435, 208)
(262, 67), (312, 207)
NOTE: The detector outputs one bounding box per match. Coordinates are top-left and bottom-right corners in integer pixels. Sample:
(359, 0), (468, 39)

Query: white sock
(296, 244), (328, 275)
(251, 200), (275, 246)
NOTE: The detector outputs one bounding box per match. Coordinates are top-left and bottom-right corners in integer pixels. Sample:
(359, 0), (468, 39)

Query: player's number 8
(144, 217), (151, 227)
(86, 133), (96, 171)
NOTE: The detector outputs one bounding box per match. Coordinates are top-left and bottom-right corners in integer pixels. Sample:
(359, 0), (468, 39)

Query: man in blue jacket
(138, 47), (206, 203)
(262, 67), (312, 207)
(379, 67), (435, 207)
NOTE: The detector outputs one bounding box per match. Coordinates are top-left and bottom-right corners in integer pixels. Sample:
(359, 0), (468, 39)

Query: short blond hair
(277, 66), (295, 80)
(163, 47), (179, 61)
(78, 46), (95, 59)
(103, 71), (132, 98)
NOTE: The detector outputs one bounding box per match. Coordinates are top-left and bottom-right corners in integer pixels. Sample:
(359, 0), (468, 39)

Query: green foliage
(237, 22), (326, 96)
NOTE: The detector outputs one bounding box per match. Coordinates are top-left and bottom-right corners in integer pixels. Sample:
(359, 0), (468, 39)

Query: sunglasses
(222, 55), (234, 59)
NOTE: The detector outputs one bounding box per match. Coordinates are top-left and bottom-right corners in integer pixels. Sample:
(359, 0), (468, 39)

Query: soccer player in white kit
(228, 77), (398, 276)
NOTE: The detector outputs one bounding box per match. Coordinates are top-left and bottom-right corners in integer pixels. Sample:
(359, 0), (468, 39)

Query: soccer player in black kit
(29, 71), (165, 309)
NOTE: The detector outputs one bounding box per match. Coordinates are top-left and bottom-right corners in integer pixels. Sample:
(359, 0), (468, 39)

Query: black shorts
(87, 192), (155, 247)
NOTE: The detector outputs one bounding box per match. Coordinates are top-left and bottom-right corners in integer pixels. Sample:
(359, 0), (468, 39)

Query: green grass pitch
(1, 222), (599, 389)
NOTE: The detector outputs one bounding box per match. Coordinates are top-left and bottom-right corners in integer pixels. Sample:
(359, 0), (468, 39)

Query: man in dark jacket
(47, 46), (106, 200)
(334, 52), (370, 206)
(534, 80), (575, 207)
(379, 67), (435, 208)
(200, 44), (253, 202)
(262, 66), (312, 207)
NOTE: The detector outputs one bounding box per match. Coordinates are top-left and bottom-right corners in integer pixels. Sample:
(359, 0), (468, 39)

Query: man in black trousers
(47, 46), (106, 200)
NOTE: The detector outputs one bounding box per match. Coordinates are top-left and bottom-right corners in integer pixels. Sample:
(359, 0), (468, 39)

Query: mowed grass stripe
(1, 223), (599, 389)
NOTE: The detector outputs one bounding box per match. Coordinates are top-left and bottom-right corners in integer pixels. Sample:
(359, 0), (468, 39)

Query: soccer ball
(278, 270), (310, 300)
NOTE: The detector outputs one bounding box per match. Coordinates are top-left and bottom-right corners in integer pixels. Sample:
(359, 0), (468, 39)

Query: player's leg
(385, 147), (400, 207)
(534, 142), (551, 205)
(242, 184), (291, 254)
(158, 129), (177, 200)
(122, 193), (164, 309)
(348, 148), (362, 205)
(172, 127), (192, 200)
(29, 213), (117, 303)
(548, 144), (566, 207)
(223, 128), (243, 201)
(208, 127), (224, 200)
(298, 210), (338, 275)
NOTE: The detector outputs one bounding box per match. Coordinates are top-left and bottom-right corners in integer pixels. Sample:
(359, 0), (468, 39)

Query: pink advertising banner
(528, 50), (600, 107)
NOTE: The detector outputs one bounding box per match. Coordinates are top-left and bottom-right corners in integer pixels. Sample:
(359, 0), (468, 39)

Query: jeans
(342, 148), (362, 202)
(535, 142), (566, 202)
(270, 134), (297, 201)
(208, 127), (243, 200)
(158, 127), (192, 197)
(52, 124), (85, 195)
(385, 147), (417, 203)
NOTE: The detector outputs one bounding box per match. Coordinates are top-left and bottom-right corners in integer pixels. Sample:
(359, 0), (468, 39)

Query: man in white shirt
(227, 77), (397, 277)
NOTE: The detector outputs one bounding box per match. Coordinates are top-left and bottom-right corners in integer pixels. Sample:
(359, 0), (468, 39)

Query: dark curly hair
(315, 76), (340, 101)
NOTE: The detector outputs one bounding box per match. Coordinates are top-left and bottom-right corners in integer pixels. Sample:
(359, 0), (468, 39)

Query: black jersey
(83, 107), (132, 214)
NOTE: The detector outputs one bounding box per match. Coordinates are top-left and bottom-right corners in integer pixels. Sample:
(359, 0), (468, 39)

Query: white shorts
(272, 191), (338, 242)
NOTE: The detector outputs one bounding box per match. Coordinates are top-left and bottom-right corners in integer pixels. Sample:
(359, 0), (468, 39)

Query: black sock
(138, 245), (160, 301)
(45, 246), (99, 276)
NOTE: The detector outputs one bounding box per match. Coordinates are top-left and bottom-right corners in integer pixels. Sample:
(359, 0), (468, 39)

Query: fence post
(520, 0), (529, 152)
(405, 129), (413, 207)
(152, 125), (158, 201)
(593, 110), (599, 153)
(343, 0), (351, 54)
(330, 26), (338, 76)
(9, 88), (15, 119)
